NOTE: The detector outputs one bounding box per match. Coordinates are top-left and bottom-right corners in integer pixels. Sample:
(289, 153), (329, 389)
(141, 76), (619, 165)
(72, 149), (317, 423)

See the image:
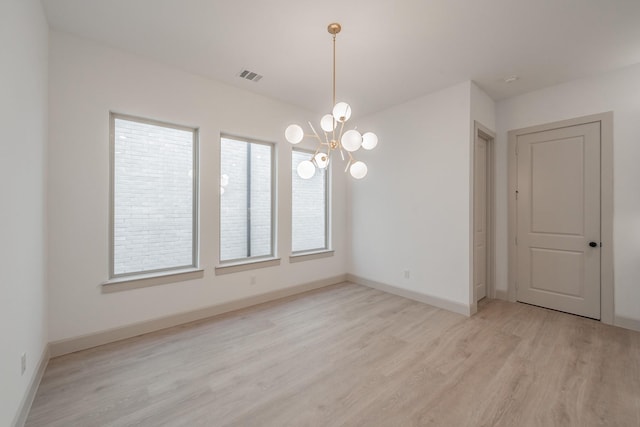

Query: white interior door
(474, 135), (488, 301)
(515, 122), (601, 319)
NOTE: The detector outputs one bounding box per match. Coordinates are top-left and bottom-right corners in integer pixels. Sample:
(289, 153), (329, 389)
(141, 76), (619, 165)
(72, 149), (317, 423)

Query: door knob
(589, 241), (598, 248)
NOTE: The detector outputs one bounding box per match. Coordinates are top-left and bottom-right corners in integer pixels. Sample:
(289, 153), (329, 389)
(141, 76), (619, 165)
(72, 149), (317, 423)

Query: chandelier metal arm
(305, 135), (323, 145)
(344, 151), (355, 173)
(308, 121), (320, 139)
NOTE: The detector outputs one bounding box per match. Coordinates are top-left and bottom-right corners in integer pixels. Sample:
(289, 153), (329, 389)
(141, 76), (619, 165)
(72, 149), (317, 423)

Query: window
(220, 136), (274, 262)
(110, 113), (198, 278)
(291, 149), (329, 253)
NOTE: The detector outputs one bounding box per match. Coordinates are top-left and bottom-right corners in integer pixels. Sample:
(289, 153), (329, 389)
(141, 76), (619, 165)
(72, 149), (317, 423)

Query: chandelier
(285, 23), (378, 179)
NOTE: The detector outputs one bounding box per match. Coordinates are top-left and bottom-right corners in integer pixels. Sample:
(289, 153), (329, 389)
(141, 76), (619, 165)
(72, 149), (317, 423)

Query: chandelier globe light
(285, 22), (378, 180)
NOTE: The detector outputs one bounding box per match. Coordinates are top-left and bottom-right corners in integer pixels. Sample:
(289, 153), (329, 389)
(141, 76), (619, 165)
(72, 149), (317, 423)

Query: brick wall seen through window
(291, 149), (328, 252)
(220, 136), (273, 261)
(112, 115), (197, 276)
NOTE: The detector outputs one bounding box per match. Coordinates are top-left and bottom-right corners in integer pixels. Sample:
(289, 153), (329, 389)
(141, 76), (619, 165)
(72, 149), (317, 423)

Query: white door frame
(507, 112), (614, 324)
(470, 121), (496, 313)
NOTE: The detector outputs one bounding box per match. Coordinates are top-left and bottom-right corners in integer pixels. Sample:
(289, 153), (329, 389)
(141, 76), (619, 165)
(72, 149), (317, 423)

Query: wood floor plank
(25, 283), (640, 426)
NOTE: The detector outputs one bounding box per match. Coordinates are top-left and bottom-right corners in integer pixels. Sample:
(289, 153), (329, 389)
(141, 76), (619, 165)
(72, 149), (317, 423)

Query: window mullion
(246, 142), (252, 258)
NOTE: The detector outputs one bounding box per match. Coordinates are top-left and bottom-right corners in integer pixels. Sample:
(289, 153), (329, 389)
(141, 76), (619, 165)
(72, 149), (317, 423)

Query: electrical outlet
(403, 270), (410, 279)
(250, 276), (256, 285)
(21, 353), (26, 375)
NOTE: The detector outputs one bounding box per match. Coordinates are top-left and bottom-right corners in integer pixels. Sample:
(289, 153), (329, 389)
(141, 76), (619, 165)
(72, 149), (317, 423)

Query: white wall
(495, 63), (640, 324)
(471, 82), (496, 133)
(47, 32), (349, 342)
(350, 81), (473, 310)
(0, 0), (48, 425)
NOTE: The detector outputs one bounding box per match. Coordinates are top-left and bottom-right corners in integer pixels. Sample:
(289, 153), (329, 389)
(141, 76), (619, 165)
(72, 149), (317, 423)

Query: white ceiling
(42, 0), (640, 117)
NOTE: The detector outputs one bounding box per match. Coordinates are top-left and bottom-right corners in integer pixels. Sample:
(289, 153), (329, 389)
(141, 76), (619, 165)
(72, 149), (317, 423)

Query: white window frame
(290, 147), (331, 257)
(108, 112), (200, 281)
(217, 134), (277, 268)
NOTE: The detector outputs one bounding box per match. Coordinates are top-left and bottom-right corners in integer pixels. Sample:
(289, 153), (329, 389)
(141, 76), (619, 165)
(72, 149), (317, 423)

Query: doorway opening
(472, 122), (495, 308)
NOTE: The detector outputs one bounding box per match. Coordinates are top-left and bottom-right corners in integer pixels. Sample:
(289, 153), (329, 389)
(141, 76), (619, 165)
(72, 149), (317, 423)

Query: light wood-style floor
(26, 283), (640, 426)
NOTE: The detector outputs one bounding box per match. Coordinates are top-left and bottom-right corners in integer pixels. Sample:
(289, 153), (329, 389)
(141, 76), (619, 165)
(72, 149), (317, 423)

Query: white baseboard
(346, 274), (472, 316)
(494, 289), (509, 300)
(50, 274), (347, 357)
(614, 315), (640, 332)
(13, 344), (49, 427)
(469, 301), (478, 315)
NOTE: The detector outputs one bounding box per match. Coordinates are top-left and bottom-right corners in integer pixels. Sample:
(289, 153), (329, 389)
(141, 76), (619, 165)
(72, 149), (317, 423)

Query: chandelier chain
(332, 33), (336, 108)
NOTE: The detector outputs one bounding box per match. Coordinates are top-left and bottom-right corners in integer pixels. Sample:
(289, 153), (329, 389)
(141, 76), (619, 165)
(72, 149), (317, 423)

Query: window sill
(289, 250), (334, 263)
(101, 268), (204, 293)
(215, 257), (281, 275)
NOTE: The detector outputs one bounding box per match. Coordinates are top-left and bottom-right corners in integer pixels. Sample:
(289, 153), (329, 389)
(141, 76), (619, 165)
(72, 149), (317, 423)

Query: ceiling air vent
(238, 69), (263, 82)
